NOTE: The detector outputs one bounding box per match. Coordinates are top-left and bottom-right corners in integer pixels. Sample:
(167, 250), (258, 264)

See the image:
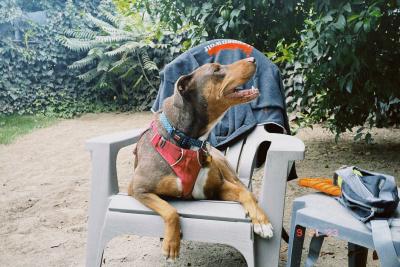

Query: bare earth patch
(1, 112), (399, 267)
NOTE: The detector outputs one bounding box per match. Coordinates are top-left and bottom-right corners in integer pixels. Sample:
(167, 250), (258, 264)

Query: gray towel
(151, 39), (291, 148)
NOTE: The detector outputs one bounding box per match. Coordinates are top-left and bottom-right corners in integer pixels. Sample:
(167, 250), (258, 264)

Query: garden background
(0, 1), (399, 266)
(1, 0), (399, 142)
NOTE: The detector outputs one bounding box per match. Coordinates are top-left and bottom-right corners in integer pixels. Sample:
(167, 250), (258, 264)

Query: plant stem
(136, 50), (157, 91)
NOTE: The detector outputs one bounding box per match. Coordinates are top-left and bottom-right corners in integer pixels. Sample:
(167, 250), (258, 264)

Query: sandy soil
(1, 112), (399, 267)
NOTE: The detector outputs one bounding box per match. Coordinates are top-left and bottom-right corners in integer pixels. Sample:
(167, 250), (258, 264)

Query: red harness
(150, 122), (208, 198)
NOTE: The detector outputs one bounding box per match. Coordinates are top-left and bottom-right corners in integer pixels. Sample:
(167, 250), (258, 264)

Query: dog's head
(173, 57), (259, 134)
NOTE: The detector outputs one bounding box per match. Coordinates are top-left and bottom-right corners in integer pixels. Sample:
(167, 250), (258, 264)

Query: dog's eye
(213, 66), (221, 74)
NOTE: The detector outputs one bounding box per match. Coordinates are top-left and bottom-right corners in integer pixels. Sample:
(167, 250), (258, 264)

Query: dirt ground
(1, 112), (399, 267)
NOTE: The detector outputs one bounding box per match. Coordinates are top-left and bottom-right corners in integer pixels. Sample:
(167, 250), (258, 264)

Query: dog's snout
(246, 57), (256, 63)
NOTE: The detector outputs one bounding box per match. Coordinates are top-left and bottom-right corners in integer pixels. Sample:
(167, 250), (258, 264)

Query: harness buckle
(201, 140), (207, 150)
(200, 141), (212, 164)
(173, 132), (181, 142)
(159, 137), (166, 148)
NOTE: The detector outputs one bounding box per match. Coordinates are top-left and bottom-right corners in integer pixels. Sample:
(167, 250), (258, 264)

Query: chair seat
(109, 193), (251, 223)
(294, 193), (400, 250)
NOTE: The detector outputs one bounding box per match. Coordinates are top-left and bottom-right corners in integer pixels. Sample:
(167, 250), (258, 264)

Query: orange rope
(298, 177), (341, 196)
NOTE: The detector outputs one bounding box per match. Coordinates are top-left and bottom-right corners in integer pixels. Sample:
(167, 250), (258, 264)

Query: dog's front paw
(253, 223), (274, 239)
(162, 237), (180, 261)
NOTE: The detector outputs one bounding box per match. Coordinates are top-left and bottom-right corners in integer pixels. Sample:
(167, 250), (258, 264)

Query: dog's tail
(132, 143), (138, 170)
(128, 144), (139, 196)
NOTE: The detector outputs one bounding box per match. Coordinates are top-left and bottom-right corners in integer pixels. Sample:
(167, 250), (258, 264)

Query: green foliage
(0, 0), (22, 24)
(130, 0), (310, 50)
(0, 0), (181, 117)
(0, 0), (108, 118)
(61, 11), (155, 110)
(278, 1), (400, 142)
(0, 114), (57, 144)
(2, 0), (399, 143)
(60, 5), (181, 111)
(120, 0), (400, 141)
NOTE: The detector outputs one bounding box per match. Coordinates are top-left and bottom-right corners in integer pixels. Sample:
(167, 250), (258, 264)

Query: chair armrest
(86, 128), (145, 152)
(263, 130), (305, 161)
(237, 125), (305, 181)
(258, 127), (305, 211)
(253, 126), (305, 267)
(85, 128), (144, 260)
(86, 128), (144, 201)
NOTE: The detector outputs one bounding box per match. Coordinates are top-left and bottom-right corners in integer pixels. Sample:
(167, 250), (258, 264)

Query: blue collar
(160, 112), (207, 149)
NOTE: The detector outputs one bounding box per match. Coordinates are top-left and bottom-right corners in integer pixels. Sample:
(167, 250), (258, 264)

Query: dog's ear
(176, 74), (193, 94)
(173, 74), (193, 108)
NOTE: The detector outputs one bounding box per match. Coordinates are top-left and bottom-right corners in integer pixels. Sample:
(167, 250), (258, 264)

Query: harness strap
(149, 121), (206, 198)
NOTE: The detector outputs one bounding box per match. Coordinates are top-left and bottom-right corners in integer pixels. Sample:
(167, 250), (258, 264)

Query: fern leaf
(100, 9), (121, 26)
(133, 75), (144, 88)
(59, 37), (97, 52)
(63, 28), (97, 40)
(77, 68), (100, 82)
(97, 74), (109, 89)
(109, 56), (134, 72)
(87, 13), (114, 29)
(105, 42), (141, 57)
(141, 51), (158, 71)
(120, 66), (137, 80)
(68, 55), (97, 70)
(97, 59), (111, 72)
(87, 48), (103, 58)
(87, 13), (130, 36)
(95, 35), (134, 43)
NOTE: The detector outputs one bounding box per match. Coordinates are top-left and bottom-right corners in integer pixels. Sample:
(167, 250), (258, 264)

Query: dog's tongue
(228, 86), (259, 98)
(237, 87), (259, 96)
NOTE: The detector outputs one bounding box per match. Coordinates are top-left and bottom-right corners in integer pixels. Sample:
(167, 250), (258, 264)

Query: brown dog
(128, 57), (273, 261)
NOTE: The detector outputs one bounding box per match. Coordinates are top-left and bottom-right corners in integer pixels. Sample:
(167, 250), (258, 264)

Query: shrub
(273, 1), (400, 142)
(133, 0), (400, 141)
(0, 0), (174, 117)
(129, 0), (310, 50)
(59, 9), (180, 111)
(0, 0), (116, 117)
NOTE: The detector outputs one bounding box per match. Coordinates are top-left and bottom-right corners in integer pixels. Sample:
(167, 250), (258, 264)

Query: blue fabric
(151, 39), (290, 148)
(336, 166), (399, 223)
(160, 112), (174, 135)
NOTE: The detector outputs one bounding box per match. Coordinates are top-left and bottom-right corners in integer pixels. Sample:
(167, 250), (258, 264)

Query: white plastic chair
(287, 193), (400, 267)
(85, 125), (305, 267)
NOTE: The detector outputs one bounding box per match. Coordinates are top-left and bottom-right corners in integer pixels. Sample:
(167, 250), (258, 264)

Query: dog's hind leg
(218, 180), (273, 239)
(133, 192), (181, 261)
(210, 148), (245, 186)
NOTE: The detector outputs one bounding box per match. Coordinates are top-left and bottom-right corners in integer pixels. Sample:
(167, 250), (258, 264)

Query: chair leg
(88, 226), (108, 267)
(287, 225), (306, 267)
(305, 234), (325, 267)
(86, 219), (106, 267)
(287, 201), (306, 267)
(241, 247), (255, 267)
(230, 241), (255, 267)
(348, 242), (368, 267)
(86, 230), (106, 267)
(86, 208), (112, 267)
(97, 251), (104, 267)
(87, 213), (116, 267)
(86, 148), (119, 267)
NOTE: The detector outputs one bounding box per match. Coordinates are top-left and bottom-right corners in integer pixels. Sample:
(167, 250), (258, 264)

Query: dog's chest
(175, 167), (209, 200)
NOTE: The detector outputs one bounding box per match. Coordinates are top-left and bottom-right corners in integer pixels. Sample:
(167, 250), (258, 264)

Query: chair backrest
(222, 125), (269, 189)
(223, 139), (249, 187)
